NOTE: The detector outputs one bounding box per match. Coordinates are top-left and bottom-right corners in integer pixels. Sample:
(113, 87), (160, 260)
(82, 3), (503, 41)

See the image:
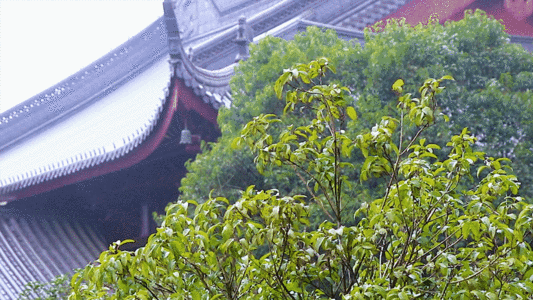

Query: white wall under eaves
(0, 58), (170, 192)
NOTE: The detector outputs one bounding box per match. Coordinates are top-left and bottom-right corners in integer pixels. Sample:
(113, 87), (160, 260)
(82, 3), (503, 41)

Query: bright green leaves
(274, 57), (336, 100)
(351, 65), (532, 299)
(71, 55), (533, 300)
(241, 58), (356, 224)
(392, 78), (404, 94)
(274, 71), (291, 99)
(397, 75), (455, 126)
(346, 106), (357, 121)
(18, 273), (72, 300)
(355, 116), (398, 181)
(239, 59), (532, 299)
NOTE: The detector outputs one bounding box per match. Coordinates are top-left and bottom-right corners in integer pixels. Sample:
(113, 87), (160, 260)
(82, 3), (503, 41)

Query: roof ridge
(0, 17), (166, 126)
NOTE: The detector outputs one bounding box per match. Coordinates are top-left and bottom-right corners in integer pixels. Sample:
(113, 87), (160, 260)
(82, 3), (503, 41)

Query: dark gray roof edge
(0, 0), (316, 149)
(0, 92), (170, 195)
(164, 0), (234, 110)
(0, 16), (165, 120)
(327, 0), (379, 25)
(191, 0), (325, 68)
(212, 0), (258, 16)
(0, 215), (106, 299)
(164, 0), (338, 109)
(296, 19), (365, 40)
(510, 34), (533, 44)
(169, 1), (369, 108)
(175, 59), (235, 110)
(0, 0), (325, 196)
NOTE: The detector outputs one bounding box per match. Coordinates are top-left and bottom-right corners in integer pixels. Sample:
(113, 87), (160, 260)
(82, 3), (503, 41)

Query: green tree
(180, 27), (364, 207)
(69, 58), (533, 299)
(181, 10), (533, 209)
(17, 274), (72, 300)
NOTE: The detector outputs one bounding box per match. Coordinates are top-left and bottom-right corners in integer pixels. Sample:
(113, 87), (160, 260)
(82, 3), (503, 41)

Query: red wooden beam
(175, 78), (219, 127)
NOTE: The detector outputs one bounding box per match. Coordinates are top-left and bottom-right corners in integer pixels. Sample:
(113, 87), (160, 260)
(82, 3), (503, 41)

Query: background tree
(180, 10), (533, 213)
(17, 274), (71, 300)
(180, 27), (364, 206)
(70, 58), (533, 299)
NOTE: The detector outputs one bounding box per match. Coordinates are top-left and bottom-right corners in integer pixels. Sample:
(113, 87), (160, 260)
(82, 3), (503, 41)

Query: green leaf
(441, 75), (455, 81)
(476, 165), (488, 178)
(392, 79), (404, 93)
(275, 72), (290, 99)
(398, 291), (409, 300)
(346, 106), (358, 121)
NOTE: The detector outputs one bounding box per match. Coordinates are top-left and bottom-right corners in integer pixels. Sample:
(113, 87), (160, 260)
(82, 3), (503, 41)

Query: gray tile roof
(0, 212), (105, 299)
(329, 0), (412, 31)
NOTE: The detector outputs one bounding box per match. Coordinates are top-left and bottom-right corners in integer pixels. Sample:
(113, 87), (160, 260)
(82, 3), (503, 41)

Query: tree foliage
(69, 58), (533, 299)
(17, 274), (72, 300)
(180, 10), (533, 208)
(180, 26), (362, 206)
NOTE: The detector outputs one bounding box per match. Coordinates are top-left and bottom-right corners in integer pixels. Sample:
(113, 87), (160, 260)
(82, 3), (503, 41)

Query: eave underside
(0, 58), (172, 200)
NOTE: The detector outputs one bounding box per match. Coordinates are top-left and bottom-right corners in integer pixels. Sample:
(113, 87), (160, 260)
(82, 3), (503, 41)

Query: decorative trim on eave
(0, 19), (166, 128)
(0, 81), (173, 200)
(0, 18), (169, 153)
(164, 0), (234, 110)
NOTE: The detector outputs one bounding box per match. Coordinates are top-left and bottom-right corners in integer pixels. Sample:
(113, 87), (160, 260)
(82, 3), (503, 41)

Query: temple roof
(0, 212), (105, 299)
(329, 0), (413, 30)
(0, 0), (379, 203)
(3, 0), (533, 203)
(0, 58), (171, 196)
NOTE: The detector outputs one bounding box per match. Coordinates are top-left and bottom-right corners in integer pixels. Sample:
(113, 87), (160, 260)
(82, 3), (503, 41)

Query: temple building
(0, 0), (531, 298)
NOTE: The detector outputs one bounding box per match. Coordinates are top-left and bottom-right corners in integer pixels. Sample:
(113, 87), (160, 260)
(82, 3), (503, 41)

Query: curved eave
(0, 0), (408, 202)
(0, 61), (179, 203)
(172, 58), (235, 110)
(174, 77), (219, 126)
(164, 0), (234, 110)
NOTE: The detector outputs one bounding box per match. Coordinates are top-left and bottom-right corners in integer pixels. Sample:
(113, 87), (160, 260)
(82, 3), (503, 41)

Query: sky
(0, 0), (163, 113)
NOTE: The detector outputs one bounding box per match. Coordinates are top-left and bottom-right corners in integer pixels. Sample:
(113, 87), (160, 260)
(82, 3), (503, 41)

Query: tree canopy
(180, 10), (533, 208)
(69, 58), (533, 299)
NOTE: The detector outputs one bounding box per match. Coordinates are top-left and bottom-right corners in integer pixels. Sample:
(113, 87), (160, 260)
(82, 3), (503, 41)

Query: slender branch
(438, 268), (455, 299)
(399, 124), (430, 157)
(290, 164), (335, 221)
(449, 249), (510, 284)
(273, 227), (297, 300)
(284, 157), (336, 221)
(427, 235), (463, 267)
(134, 277), (160, 300)
(181, 256), (217, 296)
